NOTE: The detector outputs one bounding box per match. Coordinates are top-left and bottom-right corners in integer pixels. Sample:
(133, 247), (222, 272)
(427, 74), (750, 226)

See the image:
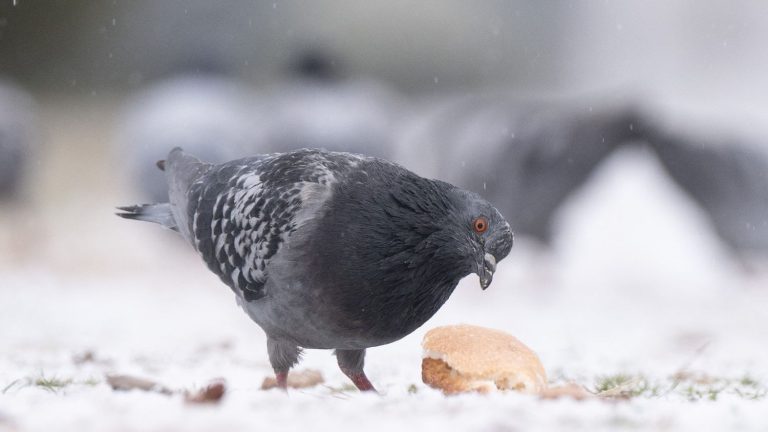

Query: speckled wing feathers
(186, 150), (362, 301)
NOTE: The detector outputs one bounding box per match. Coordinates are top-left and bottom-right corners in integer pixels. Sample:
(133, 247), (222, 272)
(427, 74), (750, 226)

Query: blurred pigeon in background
(259, 49), (406, 159)
(397, 94), (647, 244)
(0, 79), (36, 202)
(118, 148), (513, 391)
(114, 67), (264, 202)
(647, 127), (768, 264)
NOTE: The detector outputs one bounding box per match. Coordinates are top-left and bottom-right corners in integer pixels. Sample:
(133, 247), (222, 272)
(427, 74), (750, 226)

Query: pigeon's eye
(472, 216), (489, 234)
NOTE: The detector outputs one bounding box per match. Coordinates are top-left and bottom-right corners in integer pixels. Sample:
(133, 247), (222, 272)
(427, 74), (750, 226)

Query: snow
(1, 148), (767, 431)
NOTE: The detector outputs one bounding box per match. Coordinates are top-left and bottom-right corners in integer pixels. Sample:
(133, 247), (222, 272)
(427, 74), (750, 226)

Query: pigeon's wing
(186, 149), (359, 301)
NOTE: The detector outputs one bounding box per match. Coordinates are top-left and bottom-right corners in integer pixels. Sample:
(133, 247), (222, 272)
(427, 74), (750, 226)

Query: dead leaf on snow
(261, 369), (324, 390)
(185, 379), (226, 404)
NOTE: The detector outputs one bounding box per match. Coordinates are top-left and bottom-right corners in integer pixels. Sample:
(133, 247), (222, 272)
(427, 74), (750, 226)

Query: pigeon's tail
(117, 147), (212, 242)
(116, 203), (178, 231)
(164, 147), (214, 242)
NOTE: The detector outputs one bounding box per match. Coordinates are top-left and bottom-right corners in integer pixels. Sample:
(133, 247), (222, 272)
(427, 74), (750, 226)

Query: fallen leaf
(185, 380), (226, 404)
(72, 351), (95, 364)
(261, 369), (324, 390)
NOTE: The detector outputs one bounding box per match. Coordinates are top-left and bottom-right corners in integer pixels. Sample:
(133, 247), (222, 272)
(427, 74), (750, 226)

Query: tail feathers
(116, 203), (178, 232)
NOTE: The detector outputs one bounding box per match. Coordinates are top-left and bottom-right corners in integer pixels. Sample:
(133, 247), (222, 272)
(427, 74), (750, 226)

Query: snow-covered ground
(1, 134), (767, 431)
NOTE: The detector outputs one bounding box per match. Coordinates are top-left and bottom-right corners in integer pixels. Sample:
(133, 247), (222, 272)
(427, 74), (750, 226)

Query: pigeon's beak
(477, 253), (496, 290)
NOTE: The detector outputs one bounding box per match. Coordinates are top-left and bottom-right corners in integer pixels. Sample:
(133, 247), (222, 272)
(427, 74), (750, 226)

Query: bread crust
(421, 324), (547, 394)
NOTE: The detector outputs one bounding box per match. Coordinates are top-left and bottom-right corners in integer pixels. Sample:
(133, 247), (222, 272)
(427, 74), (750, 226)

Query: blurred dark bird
(118, 148), (513, 391)
(0, 79), (36, 201)
(259, 50), (405, 159)
(647, 127), (768, 264)
(397, 94), (647, 244)
(114, 70), (263, 202)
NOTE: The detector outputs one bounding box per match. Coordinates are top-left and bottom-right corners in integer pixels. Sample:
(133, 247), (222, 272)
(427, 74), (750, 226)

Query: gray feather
(115, 203), (178, 231)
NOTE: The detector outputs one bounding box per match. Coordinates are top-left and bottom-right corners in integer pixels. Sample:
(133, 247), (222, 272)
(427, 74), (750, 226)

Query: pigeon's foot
(275, 371), (289, 390)
(335, 349), (377, 392)
(346, 371), (377, 392)
(267, 338), (302, 392)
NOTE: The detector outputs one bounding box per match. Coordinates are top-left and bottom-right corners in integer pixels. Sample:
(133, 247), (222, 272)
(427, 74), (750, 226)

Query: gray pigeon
(0, 79), (36, 200)
(114, 72), (264, 202)
(397, 94), (647, 244)
(259, 51), (405, 160)
(647, 127), (768, 263)
(118, 148), (513, 391)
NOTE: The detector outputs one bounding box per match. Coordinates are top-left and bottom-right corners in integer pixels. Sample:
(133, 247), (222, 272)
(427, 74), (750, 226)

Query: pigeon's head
(446, 188), (513, 290)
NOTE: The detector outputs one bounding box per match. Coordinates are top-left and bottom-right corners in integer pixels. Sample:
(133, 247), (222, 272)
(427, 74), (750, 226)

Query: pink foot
(348, 372), (377, 392)
(275, 371), (288, 390)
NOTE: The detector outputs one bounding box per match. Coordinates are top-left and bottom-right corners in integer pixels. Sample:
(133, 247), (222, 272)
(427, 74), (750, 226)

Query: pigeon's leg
(267, 337), (302, 390)
(335, 349), (377, 392)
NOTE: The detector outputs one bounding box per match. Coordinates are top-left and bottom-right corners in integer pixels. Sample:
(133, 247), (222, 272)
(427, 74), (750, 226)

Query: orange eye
(473, 216), (489, 234)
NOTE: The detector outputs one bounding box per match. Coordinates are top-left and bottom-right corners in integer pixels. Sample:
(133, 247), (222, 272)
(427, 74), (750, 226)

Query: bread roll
(421, 324), (547, 394)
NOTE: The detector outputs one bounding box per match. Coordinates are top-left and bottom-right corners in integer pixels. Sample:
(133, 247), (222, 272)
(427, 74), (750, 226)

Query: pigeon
(114, 70), (264, 202)
(647, 127), (768, 264)
(118, 148), (513, 391)
(397, 94), (647, 244)
(0, 79), (36, 201)
(259, 50), (405, 160)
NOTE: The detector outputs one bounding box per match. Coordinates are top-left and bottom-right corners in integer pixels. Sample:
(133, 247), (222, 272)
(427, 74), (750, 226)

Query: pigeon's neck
(307, 168), (474, 343)
(401, 239), (469, 306)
